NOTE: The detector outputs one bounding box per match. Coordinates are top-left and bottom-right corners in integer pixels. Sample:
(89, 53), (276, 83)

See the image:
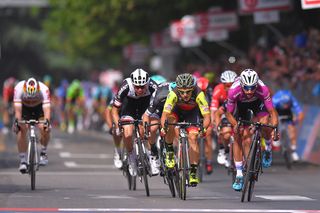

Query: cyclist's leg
(147, 115), (161, 175)
(258, 113), (273, 168)
(220, 125), (233, 167)
(204, 125), (213, 174)
(287, 123), (299, 161)
(232, 129), (244, 191)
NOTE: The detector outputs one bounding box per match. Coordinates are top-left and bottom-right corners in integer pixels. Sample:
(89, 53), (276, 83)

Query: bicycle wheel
(241, 138), (257, 202)
(180, 137), (187, 200)
(166, 170), (176, 197)
(198, 138), (205, 183)
(138, 139), (150, 196)
(282, 131), (292, 170)
(173, 164), (180, 198)
(248, 144), (261, 202)
(29, 139), (36, 190)
(228, 143), (236, 185)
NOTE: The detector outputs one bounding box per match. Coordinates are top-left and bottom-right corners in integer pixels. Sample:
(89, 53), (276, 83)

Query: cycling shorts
(22, 104), (44, 120)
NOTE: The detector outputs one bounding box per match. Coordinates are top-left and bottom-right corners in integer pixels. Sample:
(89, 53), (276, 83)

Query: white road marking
(59, 152), (112, 159)
(64, 161), (115, 169)
(57, 209), (320, 212)
(90, 195), (135, 199)
(256, 195), (315, 201)
(0, 171), (121, 176)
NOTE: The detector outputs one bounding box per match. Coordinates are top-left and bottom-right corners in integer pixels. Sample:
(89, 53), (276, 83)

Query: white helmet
(240, 69), (259, 86)
(130, 68), (149, 86)
(220, 70), (237, 83)
(25, 77), (39, 97)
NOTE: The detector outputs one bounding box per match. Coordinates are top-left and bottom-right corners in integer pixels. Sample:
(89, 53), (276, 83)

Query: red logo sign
(244, 0), (258, 8)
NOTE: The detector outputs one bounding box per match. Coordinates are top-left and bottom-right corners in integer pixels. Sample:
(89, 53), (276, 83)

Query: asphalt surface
(0, 129), (319, 212)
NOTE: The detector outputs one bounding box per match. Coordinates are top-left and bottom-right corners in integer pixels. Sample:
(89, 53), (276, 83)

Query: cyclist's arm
(13, 82), (23, 120)
(196, 91), (211, 130)
(291, 94), (304, 123)
(214, 107), (224, 128)
(160, 91), (177, 128)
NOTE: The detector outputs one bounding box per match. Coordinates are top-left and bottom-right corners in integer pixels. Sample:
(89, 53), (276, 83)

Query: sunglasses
(178, 89), (193, 95)
(134, 85), (145, 89)
(242, 85), (257, 91)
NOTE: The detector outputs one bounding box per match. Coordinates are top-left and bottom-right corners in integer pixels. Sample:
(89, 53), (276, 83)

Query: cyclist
(150, 74), (167, 85)
(272, 89), (304, 162)
(142, 82), (177, 174)
(55, 79), (69, 131)
(91, 83), (113, 130)
(225, 69), (279, 191)
(66, 79), (86, 134)
(160, 73), (211, 185)
(197, 77), (214, 174)
(13, 77), (51, 173)
(2, 77), (17, 134)
(106, 96), (124, 169)
(211, 71), (237, 168)
(112, 68), (158, 176)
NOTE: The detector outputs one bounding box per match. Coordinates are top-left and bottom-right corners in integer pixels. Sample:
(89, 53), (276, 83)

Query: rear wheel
(282, 131), (292, 170)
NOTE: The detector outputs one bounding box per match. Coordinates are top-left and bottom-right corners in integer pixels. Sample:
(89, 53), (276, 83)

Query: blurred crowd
(182, 28), (320, 105)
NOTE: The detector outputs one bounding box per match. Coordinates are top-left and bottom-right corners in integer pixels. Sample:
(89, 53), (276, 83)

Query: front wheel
(138, 139), (150, 196)
(29, 139), (36, 190)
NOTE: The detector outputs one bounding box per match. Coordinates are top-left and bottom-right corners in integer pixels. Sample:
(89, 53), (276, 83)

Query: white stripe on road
(57, 209), (320, 212)
(64, 161), (115, 169)
(90, 195), (135, 199)
(0, 171), (122, 176)
(60, 152), (113, 159)
(256, 195), (315, 201)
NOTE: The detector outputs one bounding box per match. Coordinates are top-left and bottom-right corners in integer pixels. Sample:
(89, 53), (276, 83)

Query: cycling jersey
(163, 86), (210, 116)
(113, 78), (158, 119)
(92, 85), (113, 105)
(145, 82), (170, 117)
(14, 80), (50, 108)
(3, 79), (16, 103)
(227, 79), (273, 115)
(211, 83), (228, 111)
(113, 78), (158, 108)
(66, 83), (85, 101)
(272, 90), (302, 115)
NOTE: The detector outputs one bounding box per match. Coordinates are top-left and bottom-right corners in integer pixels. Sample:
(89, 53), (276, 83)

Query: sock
(114, 147), (121, 155)
(190, 164), (197, 173)
(265, 139), (272, 151)
(19, 153), (27, 163)
(291, 145), (297, 151)
(41, 146), (47, 154)
(235, 161), (243, 177)
(165, 143), (174, 152)
(151, 143), (158, 156)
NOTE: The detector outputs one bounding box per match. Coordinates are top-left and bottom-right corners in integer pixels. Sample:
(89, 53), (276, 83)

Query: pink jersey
(227, 79), (273, 114)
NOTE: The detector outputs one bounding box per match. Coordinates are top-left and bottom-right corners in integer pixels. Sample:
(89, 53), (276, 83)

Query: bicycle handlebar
(17, 119), (47, 125)
(118, 119), (142, 127)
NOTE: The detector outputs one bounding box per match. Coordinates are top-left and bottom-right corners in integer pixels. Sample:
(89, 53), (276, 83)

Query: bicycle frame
(18, 119), (46, 190)
(239, 119), (277, 202)
(119, 119), (150, 196)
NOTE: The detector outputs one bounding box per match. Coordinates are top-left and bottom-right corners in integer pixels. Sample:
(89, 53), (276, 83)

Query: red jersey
(210, 83), (227, 111)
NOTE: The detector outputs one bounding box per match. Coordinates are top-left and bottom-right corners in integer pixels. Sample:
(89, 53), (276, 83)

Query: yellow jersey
(163, 86), (210, 116)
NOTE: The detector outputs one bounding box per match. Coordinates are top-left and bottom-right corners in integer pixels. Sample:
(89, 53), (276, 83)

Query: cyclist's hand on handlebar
(13, 118), (20, 134)
(199, 127), (207, 137)
(44, 119), (50, 131)
(160, 127), (167, 137)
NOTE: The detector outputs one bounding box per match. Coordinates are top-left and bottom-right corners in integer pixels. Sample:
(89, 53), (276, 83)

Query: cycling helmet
(240, 69), (259, 87)
(130, 68), (149, 86)
(220, 70), (237, 83)
(176, 73), (195, 89)
(169, 82), (176, 91)
(25, 77), (38, 97)
(151, 74), (167, 84)
(197, 77), (209, 91)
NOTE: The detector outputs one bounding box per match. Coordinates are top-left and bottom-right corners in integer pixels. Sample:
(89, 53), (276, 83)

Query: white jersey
(14, 80), (50, 108)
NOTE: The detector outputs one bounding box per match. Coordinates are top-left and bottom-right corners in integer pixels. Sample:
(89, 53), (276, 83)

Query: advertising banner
(301, 0), (320, 9)
(238, 0), (291, 14)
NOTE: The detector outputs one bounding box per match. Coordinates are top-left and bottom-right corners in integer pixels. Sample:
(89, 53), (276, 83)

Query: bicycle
(144, 122), (177, 197)
(238, 119), (277, 202)
(119, 119), (151, 196)
(121, 144), (137, 191)
(17, 119), (47, 190)
(165, 120), (203, 200)
(278, 115), (293, 170)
